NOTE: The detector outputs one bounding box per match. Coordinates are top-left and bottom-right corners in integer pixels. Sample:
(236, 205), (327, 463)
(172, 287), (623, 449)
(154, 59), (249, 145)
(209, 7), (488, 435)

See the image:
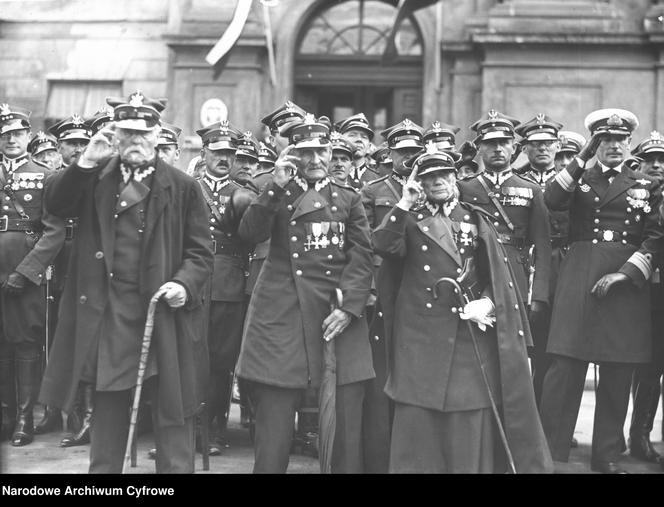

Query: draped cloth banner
(206, 0), (254, 66)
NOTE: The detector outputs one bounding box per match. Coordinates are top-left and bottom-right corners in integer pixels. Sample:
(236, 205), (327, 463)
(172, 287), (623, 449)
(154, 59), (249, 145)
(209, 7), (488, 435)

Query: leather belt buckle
(0, 215), (7, 232)
(65, 224), (75, 241)
(601, 230), (616, 242)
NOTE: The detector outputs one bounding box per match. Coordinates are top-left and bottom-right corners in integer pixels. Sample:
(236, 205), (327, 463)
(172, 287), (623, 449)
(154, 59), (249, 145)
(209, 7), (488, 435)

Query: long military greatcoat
(545, 160), (664, 363)
(39, 156), (213, 426)
(236, 177), (375, 388)
(373, 201), (552, 473)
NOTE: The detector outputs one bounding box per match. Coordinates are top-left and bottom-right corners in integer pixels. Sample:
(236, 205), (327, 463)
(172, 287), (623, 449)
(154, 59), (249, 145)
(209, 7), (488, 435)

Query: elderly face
(421, 171), (458, 204)
(156, 144), (181, 167)
(231, 154), (259, 183)
(59, 139), (89, 166)
(0, 129), (30, 158)
(33, 149), (62, 170)
(292, 145), (331, 183)
(115, 126), (160, 167)
(554, 151), (576, 172)
(522, 139), (560, 170)
(329, 150), (353, 184)
(595, 133), (630, 168)
(390, 146), (422, 176)
(202, 147), (235, 178)
(478, 138), (515, 172)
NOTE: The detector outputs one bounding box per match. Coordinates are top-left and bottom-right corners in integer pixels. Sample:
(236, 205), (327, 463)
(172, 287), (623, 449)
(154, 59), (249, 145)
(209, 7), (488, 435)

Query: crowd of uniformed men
(1, 90), (664, 474)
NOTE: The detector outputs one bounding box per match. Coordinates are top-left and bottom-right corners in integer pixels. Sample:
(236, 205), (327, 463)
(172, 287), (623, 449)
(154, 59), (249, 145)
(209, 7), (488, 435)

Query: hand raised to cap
(578, 132), (603, 163)
(273, 145), (298, 188)
(398, 163), (422, 210)
(78, 123), (117, 168)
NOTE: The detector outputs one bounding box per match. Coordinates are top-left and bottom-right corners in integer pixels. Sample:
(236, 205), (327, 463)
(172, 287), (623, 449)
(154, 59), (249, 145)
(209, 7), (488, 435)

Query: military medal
(580, 183), (591, 192)
(319, 221), (330, 249)
(23, 194), (32, 202)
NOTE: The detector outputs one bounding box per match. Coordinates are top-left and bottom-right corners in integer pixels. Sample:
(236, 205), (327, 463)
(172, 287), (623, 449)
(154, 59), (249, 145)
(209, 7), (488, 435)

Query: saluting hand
(273, 145), (298, 188)
(578, 132), (603, 163)
(78, 124), (117, 168)
(397, 164), (422, 210)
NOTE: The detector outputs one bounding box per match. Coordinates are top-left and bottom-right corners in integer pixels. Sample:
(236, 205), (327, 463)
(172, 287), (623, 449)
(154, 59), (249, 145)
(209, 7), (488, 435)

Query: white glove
(459, 297), (496, 332)
(158, 281), (188, 309)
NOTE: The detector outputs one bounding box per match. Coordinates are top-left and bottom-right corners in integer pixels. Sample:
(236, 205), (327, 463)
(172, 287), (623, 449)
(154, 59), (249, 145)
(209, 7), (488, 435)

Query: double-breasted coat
(373, 200), (552, 473)
(545, 160), (664, 363)
(39, 156), (214, 427)
(236, 177), (375, 389)
(458, 171), (552, 305)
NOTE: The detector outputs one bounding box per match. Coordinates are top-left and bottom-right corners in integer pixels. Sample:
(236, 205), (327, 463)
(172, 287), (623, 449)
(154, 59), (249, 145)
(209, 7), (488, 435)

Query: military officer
(515, 114), (566, 406)
(88, 106), (114, 136)
(261, 100), (307, 154)
(359, 118), (424, 473)
(328, 132), (356, 187)
(335, 113), (380, 190)
(40, 91), (213, 473)
(370, 142), (392, 178)
(49, 114), (91, 168)
(28, 132), (61, 171)
(539, 109), (664, 474)
(458, 110), (551, 334)
(195, 120), (256, 454)
(555, 131), (586, 173)
(0, 104), (65, 446)
(626, 130), (664, 464)
(232, 131), (260, 189)
(155, 122), (182, 168)
(255, 137), (278, 184)
(236, 114), (375, 473)
(373, 146), (552, 473)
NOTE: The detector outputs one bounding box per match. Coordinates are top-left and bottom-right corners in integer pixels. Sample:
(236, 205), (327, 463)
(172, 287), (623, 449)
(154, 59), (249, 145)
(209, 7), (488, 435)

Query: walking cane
(432, 276), (517, 474)
(122, 288), (168, 474)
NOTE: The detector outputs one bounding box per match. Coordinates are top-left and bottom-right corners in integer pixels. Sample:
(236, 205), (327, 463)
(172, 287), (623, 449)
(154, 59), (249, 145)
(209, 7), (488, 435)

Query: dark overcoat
(545, 160), (664, 363)
(39, 156), (214, 427)
(236, 178), (375, 388)
(373, 202), (553, 474)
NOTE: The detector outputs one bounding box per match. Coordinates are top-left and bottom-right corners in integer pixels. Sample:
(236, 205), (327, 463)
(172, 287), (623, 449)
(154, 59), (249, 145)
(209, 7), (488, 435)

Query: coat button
(622, 231), (628, 236)
(423, 265), (430, 271)
(287, 204), (293, 211)
(518, 330), (524, 336)
(422, 226), (429, 232)
(292, 253), (299, 259)
(286, 190), (291, 196)
(594, 219), (599, 224)
(426, 303), (432, 309)
(325, 270), (331, 276)
(291, 236), (297, 242)
(494, 212), (499, 217)
(594, 197), (600, 202)
(626, 207), (632, 213)
(327, 254), (333, 259)
(451, 306), (457, 313)
(290, 220), (296, 226)
(332, 192), (338, 198)
(295, 270), (303, 276)
(508, 282), (513, 288)
(417, 214), (423, 219)
(95, 251), (104, 259)
(624, 220), (630, 225)
(378, 311), (383, 317)
(268, 190), (275, 197)
(464, 215), (470, 221)
(421, 245), (428, 251)
(331, 206), (338, 212)
(79, 295), (87, 304)
(592, 239), (598, 244)
(314, 202), (321, 208)
(593, 228), (599, 233)
(120, 201), (127, 207)
(390, 215), (396, 222)
(473, 197), (477, 201)
(456, 268), (462, 273)
(514, 304), (519, 310)
(493, 222), (499, 227)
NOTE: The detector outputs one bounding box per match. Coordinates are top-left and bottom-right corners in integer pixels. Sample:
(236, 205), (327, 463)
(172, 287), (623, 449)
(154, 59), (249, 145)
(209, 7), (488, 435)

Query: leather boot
(11, 357), (40, 446)
(0, 359), (16, 441)
(628, 382), (661, 462)
(66, 386), (83, 433)
(60, 383), (93, 447)
(34, 405), (63, 435)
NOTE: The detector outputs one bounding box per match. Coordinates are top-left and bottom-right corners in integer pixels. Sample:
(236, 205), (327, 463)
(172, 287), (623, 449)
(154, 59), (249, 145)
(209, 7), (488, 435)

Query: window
(45, 81), (122, 126)
(298, 0), (422, 57)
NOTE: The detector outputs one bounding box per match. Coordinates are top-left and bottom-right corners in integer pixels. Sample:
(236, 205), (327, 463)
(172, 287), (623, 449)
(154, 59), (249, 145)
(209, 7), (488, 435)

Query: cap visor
(0, 124), (29, 135)
(157, 140), (177, 147)
(344, 125), (374, 140)
(235, 150), (259, 161)
(526, 133), (558, 142)
(332, 148), (353, 157)
(293, 139), (330, 148)
(33, 146), (57, 156)
(207, 141), (236, 151)
(642, 146), (664, 155)
(478, 131), (514, 142)
(60, 133), (90, 142)
(391, 140), (423, 150)
(115, 119), (153, 131)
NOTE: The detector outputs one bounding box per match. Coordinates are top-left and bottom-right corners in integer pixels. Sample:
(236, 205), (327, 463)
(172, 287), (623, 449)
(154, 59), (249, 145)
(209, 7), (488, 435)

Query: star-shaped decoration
(607, 114), (623, 127)
(129, 91), (144, 108)
(0, 104), (10, 116)
(36, 131), (47, 141)
(650, 131), (663, 142)
(71, 114), (84, 126)
(536, 113), (546, 124)
(488, 109), (499, 120)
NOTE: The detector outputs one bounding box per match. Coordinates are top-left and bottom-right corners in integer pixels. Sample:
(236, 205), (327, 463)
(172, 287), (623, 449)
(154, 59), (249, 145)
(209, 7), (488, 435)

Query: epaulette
(365, 174), (389, 187)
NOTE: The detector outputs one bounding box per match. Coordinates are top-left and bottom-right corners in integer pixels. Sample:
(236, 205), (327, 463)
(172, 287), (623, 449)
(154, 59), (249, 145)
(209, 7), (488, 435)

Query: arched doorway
(294, 0), (424, 142)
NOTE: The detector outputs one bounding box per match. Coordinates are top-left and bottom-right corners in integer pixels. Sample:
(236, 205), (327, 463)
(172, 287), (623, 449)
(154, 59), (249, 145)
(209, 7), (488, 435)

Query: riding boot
(34, 405), (63, 435)
(0, 359), (16, 441)
(66, 385), (83, 433)
(629, 382), (661, 462)
(60, 383), (93, 447)
(11, 357), (40, 446)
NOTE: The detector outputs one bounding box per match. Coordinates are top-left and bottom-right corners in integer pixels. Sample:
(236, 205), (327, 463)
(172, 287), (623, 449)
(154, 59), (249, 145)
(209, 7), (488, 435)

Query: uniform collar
(120, 162), (156, 184)
(529, 166), (556, 184)
(353, 163), (366, 181)
(202, 172), (230, 192)
(391, 172), (408, 187)
(425, 198), (458, 217)
(600, 161), (623, 175)
(483, 169), (512, 186)
(293, 174), (330, 192)
(1, 153), (29, 174)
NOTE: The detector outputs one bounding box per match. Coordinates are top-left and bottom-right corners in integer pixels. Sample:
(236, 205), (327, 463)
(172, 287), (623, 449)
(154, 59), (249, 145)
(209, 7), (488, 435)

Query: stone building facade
(2, 0), (664, 161)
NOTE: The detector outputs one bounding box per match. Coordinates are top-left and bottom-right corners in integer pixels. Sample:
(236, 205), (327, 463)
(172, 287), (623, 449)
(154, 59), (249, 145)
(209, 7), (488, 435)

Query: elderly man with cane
(38, 91), (213, 473)
(373, 145), (552, 473)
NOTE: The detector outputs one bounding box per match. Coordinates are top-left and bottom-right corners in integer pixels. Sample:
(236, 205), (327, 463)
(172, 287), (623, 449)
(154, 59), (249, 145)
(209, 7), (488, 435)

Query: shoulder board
(365, 175), (389, 186)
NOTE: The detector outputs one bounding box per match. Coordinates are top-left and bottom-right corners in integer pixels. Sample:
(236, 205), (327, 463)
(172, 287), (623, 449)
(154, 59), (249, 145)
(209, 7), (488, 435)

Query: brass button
(421, 245), (428, 251)
(295, 270), (303, 276)
(290, 221), (296, 226)
(292, 253), (299, 259)
(291, 236), (297, 242)
(390, 215), (396, 222)
(331, 206), (338, 212)
(494, 222), (499, 227)
(417, 214), (423, 219)
(94, 251), (104, 260)
(426, 303), (432, 309)
(423, 265), (430, 271)
(79, 295), (87, 304)
(268, 190), (275, 197)
(287, 204), (293, 211)
(120, 201), (127, 207)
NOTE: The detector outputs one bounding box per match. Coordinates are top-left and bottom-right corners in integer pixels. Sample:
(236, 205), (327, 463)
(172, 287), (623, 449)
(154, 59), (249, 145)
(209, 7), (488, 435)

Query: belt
(0, 215), (39, 233)
(497, 233), (526, 249)
(212, 239), (246, 258)
(574, 230), (640, 247)
(65, 223), (77, 241)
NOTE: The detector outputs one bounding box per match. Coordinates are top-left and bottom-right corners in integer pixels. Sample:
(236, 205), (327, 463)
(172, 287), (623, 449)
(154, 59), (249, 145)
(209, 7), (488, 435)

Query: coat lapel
(601, 169), (638, 206)
(290, 188), (329, 221)
(416, 215), (461, 266)
(142, 160), (171, 248)
(94, 157), (121, 273)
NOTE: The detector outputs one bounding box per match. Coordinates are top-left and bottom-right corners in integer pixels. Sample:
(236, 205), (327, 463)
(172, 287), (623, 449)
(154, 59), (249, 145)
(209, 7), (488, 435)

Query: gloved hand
(2, 271), (27, 294)
(459, 297), (496, 332)
(158, 281), (188, 309)
(528, 300), (547, 325)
